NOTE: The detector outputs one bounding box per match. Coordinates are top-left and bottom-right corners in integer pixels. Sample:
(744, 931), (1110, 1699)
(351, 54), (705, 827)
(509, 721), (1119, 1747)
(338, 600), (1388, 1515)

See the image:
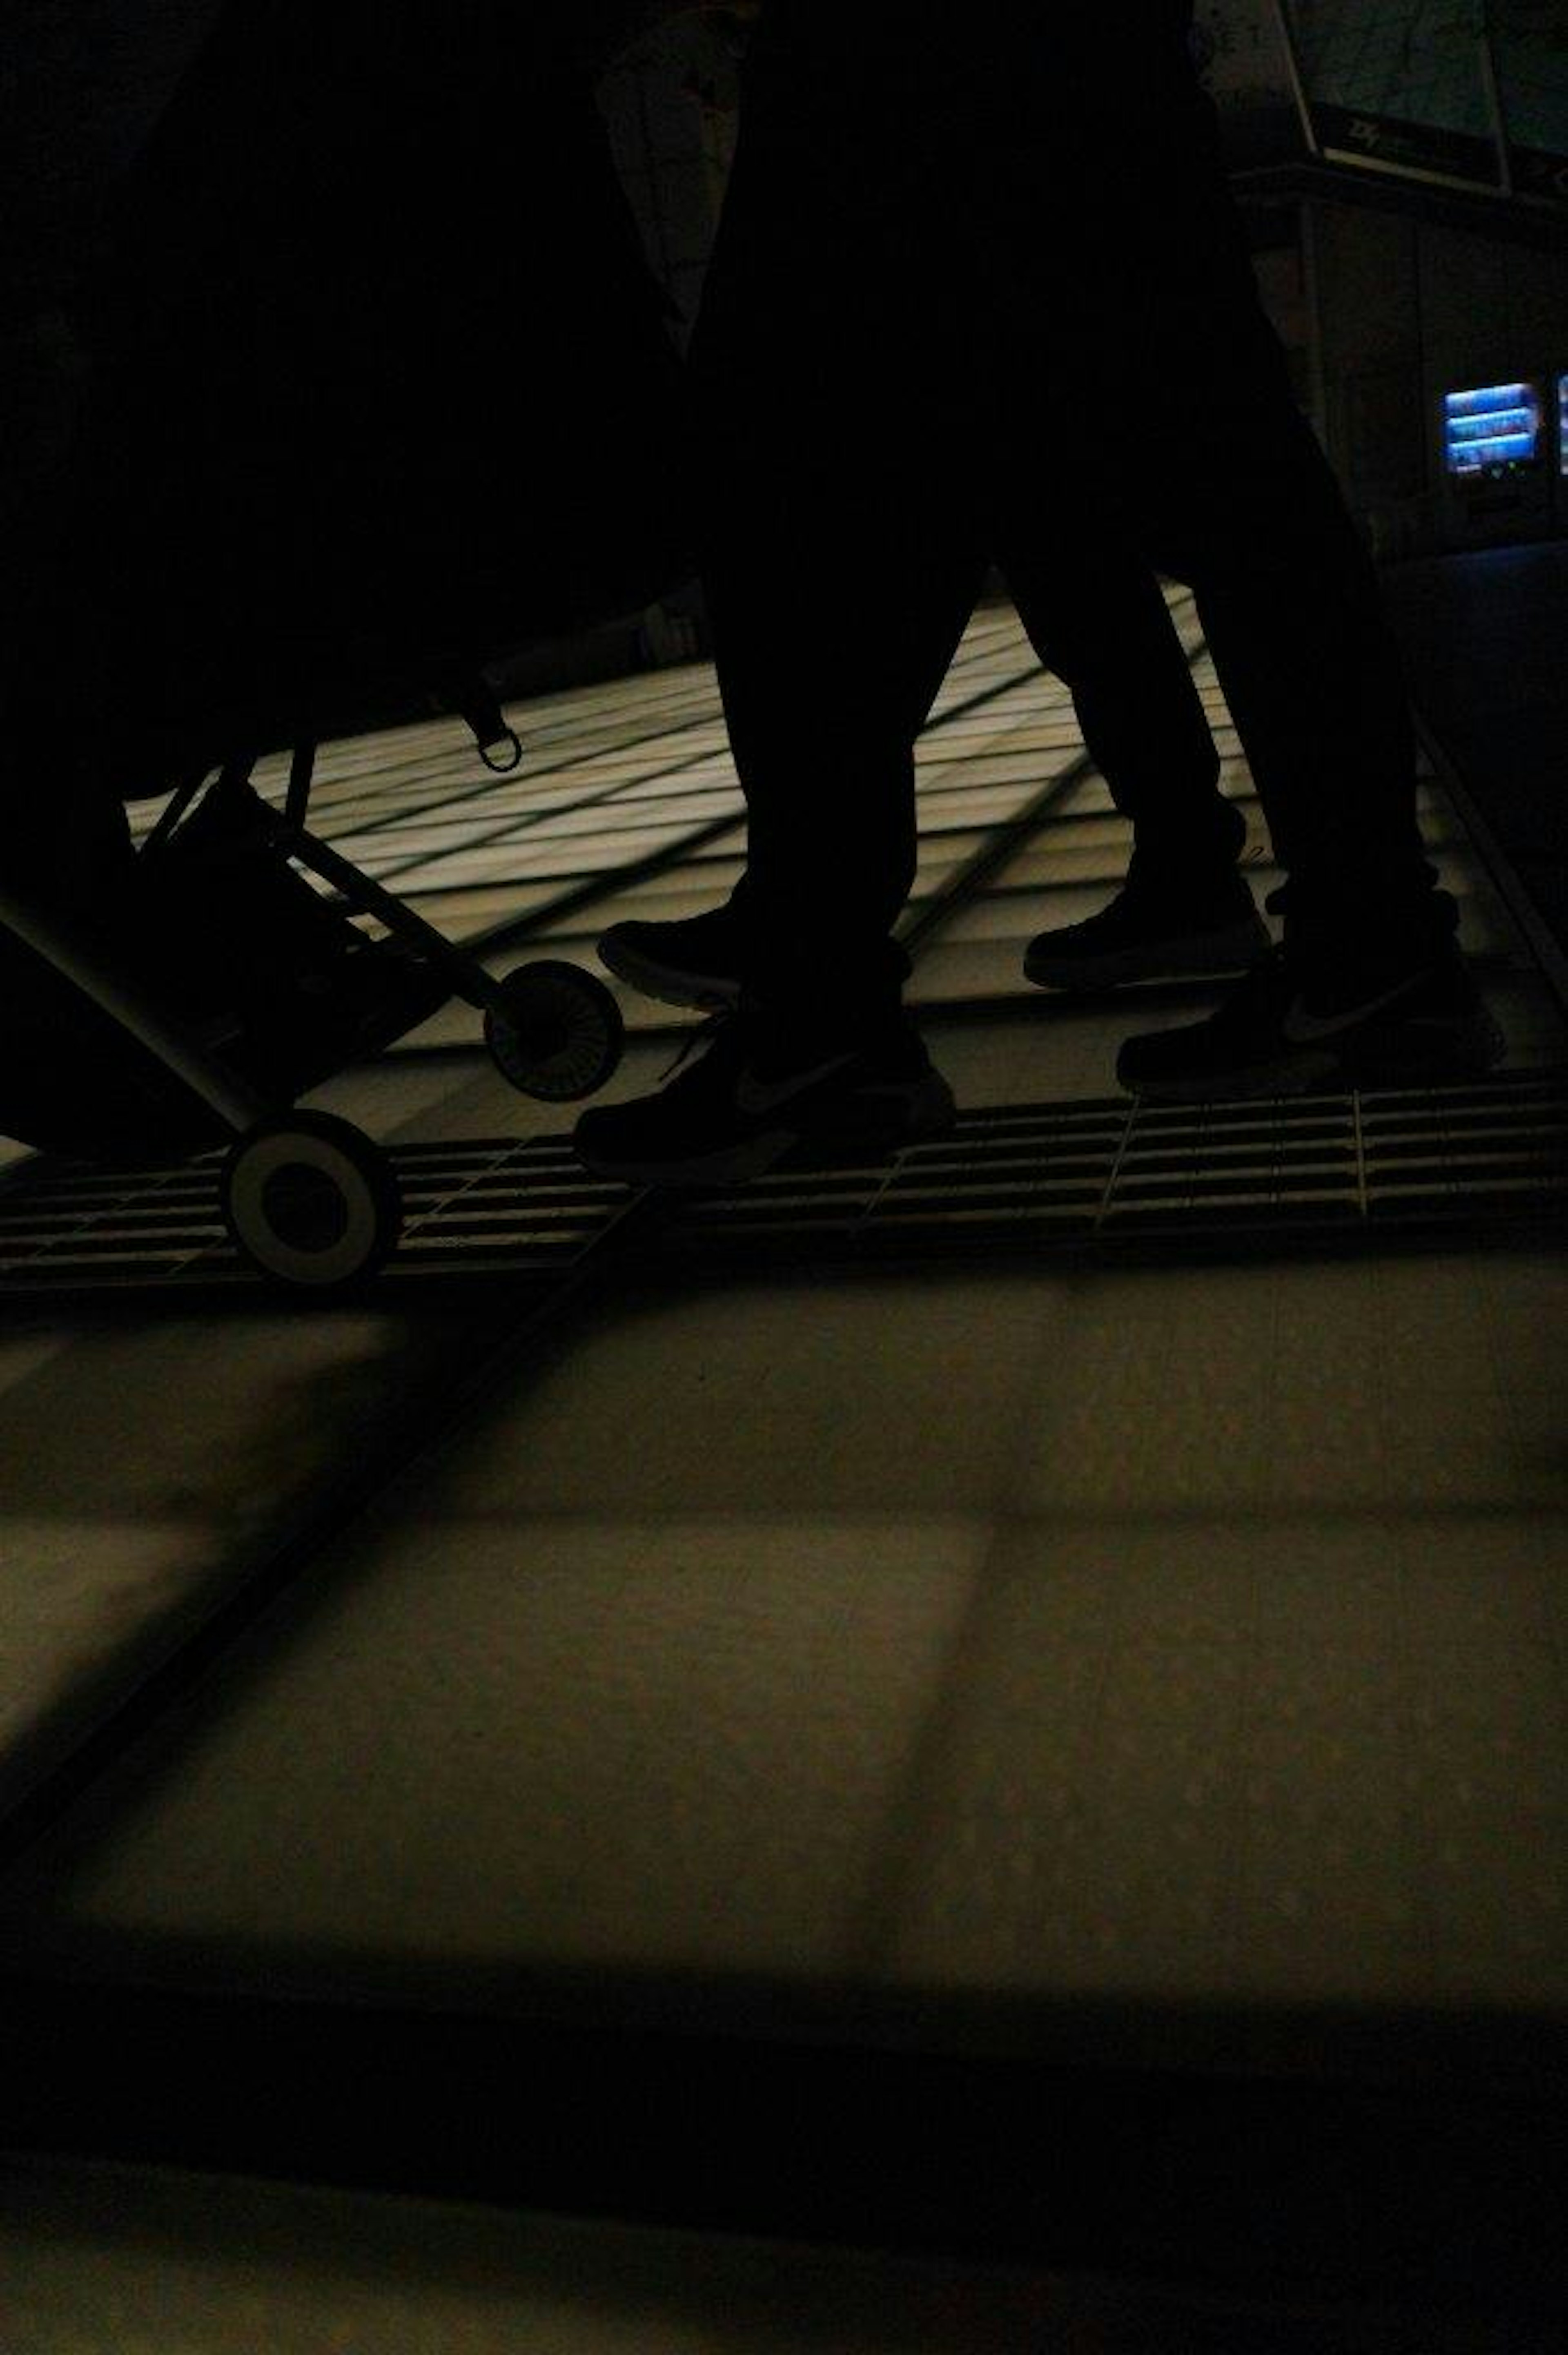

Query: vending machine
(1439, 378), (1555, 548)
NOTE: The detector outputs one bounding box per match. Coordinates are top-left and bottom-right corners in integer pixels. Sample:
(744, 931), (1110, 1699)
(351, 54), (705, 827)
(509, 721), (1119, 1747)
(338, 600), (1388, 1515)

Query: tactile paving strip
(0, 1070), (1561, 1301)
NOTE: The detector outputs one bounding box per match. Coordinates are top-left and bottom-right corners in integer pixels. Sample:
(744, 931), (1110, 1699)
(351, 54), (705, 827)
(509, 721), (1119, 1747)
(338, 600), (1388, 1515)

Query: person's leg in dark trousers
(1106, 135), (1441, 961)
(1087, 89), (1498, 1089)
(575, 32), (978, 1180)
(1001, 542), (1269, 988)
(683, 11), (1258, 1007)
(593, 25), (993, 1030)
(1002, 549), (1236, 873)
(701, 522), (985, 1016)
(581, 0), (1499, 1166)
(599, 504), (1259, 1015)
(975, 65), (1439, 950)
(684, 15), (974, 1014)
(601, 168), (1256, 1017)
(968, 34), (1496, 1090)
(572, 501), (973, 1180)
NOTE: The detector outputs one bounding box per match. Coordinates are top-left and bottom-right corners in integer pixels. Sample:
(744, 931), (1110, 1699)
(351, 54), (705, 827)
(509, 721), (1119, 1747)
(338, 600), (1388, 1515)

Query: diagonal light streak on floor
(249, 596), (1098, 938)
(115, 582), (1566, 1099)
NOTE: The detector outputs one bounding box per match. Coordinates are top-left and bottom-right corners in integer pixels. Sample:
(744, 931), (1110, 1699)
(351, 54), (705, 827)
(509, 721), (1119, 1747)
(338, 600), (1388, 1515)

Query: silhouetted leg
(1076, 106), (1448, 964)
(966, 51), (1448, 970)
(1000, 549), (1238, 874)
(1154, 413), (1446, 957)
(689, 92), (989, 1021)
(1128, 311), (1440, 950)
(699, 529), (984, 1014)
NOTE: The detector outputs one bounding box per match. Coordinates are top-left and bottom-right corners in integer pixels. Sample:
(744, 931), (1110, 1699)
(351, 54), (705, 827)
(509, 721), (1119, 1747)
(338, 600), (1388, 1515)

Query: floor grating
(0, 1069), (1562, 1300)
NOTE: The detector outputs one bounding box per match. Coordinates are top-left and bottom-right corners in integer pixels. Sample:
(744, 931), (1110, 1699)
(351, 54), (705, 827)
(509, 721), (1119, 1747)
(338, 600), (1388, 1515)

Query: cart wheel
(484, 959), (624, 1102)
(221, 1111), (402, 1292)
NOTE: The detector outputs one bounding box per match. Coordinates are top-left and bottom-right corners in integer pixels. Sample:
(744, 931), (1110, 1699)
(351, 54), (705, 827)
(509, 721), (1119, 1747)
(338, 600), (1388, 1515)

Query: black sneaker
(1116, 943), (1506, 1102)
(598, 902), (747, 1010)
(572, 1004), (956, 1186)
(1024, 869), (1270, 990)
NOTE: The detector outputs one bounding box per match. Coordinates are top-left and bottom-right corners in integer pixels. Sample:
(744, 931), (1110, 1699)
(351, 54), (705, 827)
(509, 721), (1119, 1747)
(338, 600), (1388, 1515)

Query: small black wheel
(484, 959), (624, 1102)
(221, 1110), (402, 1292)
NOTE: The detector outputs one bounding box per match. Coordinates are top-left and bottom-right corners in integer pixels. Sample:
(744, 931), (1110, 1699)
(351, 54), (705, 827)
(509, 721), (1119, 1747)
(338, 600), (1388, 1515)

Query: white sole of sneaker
(597, 936), (742, 1012)
(1025, 912), (1271, 992)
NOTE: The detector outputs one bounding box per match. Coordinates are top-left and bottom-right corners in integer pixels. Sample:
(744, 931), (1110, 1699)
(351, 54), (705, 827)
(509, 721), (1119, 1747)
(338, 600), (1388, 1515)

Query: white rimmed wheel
(220, 1111), (402, 1293)
(484, 959), (624, 1102)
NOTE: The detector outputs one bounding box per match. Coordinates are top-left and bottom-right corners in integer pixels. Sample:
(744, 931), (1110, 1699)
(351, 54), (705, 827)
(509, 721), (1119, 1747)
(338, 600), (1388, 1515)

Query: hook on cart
(435, 672), (523, 773)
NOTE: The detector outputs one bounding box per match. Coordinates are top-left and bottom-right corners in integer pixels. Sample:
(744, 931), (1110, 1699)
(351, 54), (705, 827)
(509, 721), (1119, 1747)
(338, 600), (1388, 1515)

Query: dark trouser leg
(1142, 345), (1442, 939)
(980, 79), (1449, 970)
(702, 523), (985, 1017)
(1087, 126), (1449, 965)
(690, 105), (988, 1025)
(999, 548), (1238, 875)
(1173, 464), (1451, 963)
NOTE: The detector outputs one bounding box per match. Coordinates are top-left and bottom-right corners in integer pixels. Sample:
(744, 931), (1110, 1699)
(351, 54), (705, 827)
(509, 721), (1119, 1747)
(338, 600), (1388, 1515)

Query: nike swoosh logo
(1280, 974), (1425, 1044)
(734, 1053), (859, 1115)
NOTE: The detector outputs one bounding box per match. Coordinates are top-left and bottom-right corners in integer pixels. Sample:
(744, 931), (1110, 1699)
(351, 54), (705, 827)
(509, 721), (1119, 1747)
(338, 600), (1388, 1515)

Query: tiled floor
(0, 594), (1563, 2312)
(232, 598), (1557, 1094)
(0, 1303), (439, 1822)
(4, 1242), (1558, 2086)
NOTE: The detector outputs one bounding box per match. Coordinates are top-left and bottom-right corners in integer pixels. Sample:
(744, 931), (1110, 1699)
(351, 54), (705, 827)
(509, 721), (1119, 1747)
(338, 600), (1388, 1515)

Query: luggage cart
(0, 726), (623, 1296)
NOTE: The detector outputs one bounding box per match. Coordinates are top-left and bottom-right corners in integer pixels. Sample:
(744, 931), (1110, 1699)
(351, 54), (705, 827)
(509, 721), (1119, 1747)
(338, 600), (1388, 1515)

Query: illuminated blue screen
(1443, 381), (1540, 476)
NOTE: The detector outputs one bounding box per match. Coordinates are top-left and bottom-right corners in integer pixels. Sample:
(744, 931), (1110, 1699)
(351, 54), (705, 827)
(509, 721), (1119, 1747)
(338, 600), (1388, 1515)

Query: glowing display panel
(1443, 381), (1541, 477)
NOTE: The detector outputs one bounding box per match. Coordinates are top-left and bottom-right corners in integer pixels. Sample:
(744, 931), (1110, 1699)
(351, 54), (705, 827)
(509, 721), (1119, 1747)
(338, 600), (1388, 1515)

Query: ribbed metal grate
(0, 1137), (619, 1298)
(663, 1068), (1568, 1263)
(0, 1070), (1561, 1300)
